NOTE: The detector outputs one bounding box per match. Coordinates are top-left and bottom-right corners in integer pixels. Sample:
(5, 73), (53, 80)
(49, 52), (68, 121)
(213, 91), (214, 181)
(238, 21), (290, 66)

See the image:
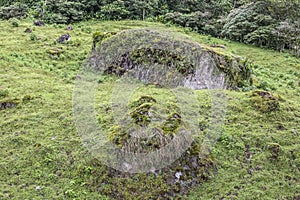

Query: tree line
(1, 0), (299, 56)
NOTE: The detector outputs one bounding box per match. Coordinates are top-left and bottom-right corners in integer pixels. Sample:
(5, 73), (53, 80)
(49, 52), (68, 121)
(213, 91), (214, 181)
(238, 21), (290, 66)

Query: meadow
(0, 19), (299, 199)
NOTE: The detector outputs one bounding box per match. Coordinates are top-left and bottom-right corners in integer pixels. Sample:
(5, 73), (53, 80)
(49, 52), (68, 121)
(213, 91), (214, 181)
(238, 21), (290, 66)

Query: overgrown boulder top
(90, 29), (253, 90)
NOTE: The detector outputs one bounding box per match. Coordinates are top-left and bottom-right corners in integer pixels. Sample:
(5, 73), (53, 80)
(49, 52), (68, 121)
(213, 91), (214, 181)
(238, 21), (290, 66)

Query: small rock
(191, 156), (198, 169)
(48, 47), (63, 56)
(25, 28), (32, 33)
(292, 129), (298, 136)
(66, 25), (73, 30)
(255, 165), (263, 170)
(248, 168), (253, 175)
(57, 34), (71, 43)
(35, 186), (41, 191)
(34, 20), (45, 26)
(277, 124), (286, 130)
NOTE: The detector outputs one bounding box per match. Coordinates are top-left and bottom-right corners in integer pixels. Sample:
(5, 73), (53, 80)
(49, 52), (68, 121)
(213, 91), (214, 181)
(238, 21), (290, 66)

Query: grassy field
(0, 18), (299, 199)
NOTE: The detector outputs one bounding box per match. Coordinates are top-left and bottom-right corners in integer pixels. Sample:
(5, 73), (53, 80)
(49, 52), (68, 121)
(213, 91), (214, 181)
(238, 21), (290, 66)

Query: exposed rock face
(33, 20), (44, 26)
(57, 34), (71, 43)
(90, 29), (253, 90)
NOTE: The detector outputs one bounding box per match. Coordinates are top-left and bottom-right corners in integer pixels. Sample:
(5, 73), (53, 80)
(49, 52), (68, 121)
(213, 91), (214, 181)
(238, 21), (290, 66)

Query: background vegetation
(1, 0), (300, 55)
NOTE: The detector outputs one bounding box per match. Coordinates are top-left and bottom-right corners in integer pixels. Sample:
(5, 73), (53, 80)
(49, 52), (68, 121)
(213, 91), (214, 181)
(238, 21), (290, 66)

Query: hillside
(0, 19), (299, 199)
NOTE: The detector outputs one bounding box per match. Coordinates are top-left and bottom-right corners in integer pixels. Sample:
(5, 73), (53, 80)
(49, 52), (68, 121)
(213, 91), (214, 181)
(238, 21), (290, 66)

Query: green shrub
(11, 18), (19, 27)
(30, 33), (38, 41)
(0, 89), (9, 98)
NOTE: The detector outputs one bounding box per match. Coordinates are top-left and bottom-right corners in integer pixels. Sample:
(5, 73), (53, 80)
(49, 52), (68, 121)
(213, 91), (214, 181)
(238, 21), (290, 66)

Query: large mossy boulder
(85, 29), (252, 198)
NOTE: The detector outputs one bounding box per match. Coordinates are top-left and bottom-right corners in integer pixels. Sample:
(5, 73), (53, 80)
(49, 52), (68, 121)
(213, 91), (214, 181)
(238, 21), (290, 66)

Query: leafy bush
(42, 0), (84, 24)
(30, 33), (37, 41)
(272, 20), (300, 54)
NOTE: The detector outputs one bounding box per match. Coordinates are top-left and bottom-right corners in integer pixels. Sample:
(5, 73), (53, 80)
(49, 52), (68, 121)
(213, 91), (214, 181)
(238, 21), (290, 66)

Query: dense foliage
(0, 0), (299, 53)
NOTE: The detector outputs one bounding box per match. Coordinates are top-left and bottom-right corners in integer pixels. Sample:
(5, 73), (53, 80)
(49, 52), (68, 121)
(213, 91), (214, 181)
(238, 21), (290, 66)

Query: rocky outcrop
(90, 29), (253, 90)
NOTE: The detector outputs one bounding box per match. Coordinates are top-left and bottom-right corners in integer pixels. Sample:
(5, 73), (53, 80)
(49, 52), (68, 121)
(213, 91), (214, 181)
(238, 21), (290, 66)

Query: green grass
(0, 19), (299, 199)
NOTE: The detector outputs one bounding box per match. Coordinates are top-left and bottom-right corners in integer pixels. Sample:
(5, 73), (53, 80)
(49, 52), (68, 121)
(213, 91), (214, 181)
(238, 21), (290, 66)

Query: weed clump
(0, 89), (9, 98)
(267, 143), (281, 161)
(92, 31), (117, 50)
(30, 33), (38, 41)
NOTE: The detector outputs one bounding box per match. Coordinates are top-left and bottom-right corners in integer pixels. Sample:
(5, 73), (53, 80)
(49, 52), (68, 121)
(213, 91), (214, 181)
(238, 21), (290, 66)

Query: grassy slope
(0, 19), (299, 199)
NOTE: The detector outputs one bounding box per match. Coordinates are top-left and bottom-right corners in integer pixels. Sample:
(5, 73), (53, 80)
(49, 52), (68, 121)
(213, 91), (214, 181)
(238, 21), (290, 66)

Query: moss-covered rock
(89, 141), (214, 200)
(101, 93), (215, 198)
(162, 112), (182, 134)
(48, 47), (64, 57)
(250, 90), (281, 113)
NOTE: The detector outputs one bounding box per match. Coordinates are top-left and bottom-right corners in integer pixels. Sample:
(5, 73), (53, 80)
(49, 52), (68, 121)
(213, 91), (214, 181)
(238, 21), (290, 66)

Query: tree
(0, 3), (29, 19)
(98, 0), (129, 20)
(124, 0), (159, 20)
(43, 0), (84, 23)
(222, 2), (274, 43)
